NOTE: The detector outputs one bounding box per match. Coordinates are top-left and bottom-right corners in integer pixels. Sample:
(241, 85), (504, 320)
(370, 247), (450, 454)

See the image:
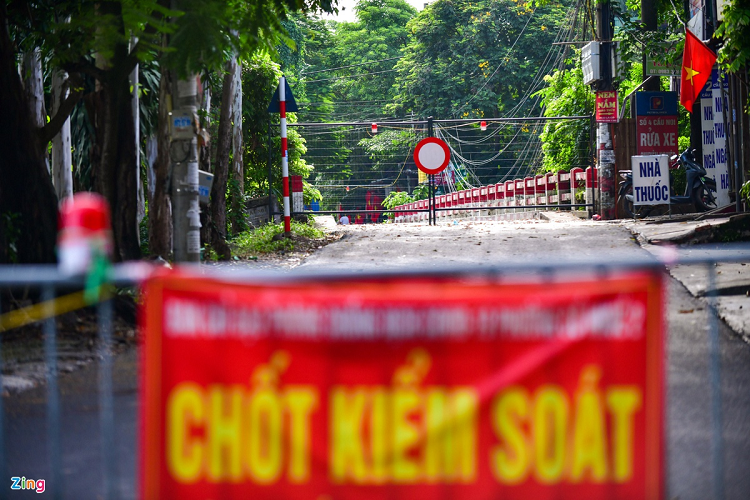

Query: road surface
(5, 216), (750, 499)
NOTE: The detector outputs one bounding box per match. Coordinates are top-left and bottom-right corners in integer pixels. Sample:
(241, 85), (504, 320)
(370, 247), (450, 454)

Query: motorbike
(618, 149), (717, 218)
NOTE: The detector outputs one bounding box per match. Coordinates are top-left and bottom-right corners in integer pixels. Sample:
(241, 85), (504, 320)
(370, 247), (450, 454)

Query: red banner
(140, 270), (665, 500)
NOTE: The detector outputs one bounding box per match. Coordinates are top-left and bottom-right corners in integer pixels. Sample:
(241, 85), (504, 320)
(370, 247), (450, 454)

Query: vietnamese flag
(680, 28), (717, 111)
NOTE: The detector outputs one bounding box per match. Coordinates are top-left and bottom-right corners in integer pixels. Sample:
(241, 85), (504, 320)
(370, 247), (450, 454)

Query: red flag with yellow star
(680, 28), (716, 112)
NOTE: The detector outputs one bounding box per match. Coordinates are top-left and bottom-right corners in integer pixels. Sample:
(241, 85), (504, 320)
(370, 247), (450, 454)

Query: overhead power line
(303, 68), (398, 84)
(454, 7), (538, 117)
(301, 56), (403, 76)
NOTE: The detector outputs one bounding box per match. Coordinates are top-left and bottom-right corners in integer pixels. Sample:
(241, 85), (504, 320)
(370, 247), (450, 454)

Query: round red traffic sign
(414, 137), (450, 175)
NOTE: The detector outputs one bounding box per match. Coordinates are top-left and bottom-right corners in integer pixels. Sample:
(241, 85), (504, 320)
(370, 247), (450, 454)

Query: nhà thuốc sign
(140, 269), (665, 500)
(631, 155), (671, 206)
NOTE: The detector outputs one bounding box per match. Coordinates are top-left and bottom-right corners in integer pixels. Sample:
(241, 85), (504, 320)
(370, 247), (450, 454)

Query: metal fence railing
(282, 116), (593, 225)
(1, 245), (749, 498)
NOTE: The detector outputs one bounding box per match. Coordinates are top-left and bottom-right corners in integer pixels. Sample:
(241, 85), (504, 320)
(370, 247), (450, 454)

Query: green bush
(231, 221), (324, 256)
(382, 191), (414, 220)
(740, 181), (750, 207)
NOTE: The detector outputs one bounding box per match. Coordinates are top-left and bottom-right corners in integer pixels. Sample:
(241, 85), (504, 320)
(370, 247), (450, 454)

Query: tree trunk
(200, 86), (212, 245)
(51, 69), (74, 202)
(85, 2), (141, 262)
(149, 63), (173, 259)
(89, 71), (141, 262)
(131, 43), (145, 225)
(0, 6), (57, 263)
(113, 77), (141, 260)
(209, 57), (237, 260)
(231, 60), (244, 234)
(22, 48), (46, 131)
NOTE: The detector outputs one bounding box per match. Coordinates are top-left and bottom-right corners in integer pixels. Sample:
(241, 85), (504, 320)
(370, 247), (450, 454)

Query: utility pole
(428, 116), (434, 225)
(170, 76), (201, 263)
(596, 0), (616, 220)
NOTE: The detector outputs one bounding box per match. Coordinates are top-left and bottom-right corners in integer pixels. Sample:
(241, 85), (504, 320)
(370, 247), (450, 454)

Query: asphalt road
(5, 216), (750, 499)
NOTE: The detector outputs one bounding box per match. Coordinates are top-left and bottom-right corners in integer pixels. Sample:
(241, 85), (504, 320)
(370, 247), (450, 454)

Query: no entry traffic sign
(414, 137), (450, 175)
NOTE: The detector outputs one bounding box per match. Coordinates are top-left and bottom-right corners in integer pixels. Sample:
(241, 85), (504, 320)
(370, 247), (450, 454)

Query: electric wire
(301, 56), (403, 75)
(454, 6), (538, 117)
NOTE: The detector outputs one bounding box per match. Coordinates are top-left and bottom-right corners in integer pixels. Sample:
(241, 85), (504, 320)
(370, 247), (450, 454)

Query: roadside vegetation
(1, 0), (747, 265)
(231, 220), (326, 257)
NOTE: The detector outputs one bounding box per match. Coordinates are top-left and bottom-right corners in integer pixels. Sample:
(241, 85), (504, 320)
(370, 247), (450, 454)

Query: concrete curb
(622, 214), (750, 342)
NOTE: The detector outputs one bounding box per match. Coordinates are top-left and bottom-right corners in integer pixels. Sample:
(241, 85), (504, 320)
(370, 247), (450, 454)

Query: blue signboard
(635, 92), (678, 116)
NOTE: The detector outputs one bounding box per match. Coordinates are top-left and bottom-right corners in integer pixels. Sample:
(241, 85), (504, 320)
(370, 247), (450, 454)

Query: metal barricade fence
(1, 246), (749, 499)
(282, 116), (593, 225)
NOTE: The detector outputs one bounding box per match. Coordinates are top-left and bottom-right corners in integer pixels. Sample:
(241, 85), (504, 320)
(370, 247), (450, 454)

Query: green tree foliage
(359, 129), (419, 166)
(165, 0), (339, 76)
(3, 0), (337, 262)
(382, 189), (414, 219)
(389, 0), (570, 119)
(327, 0), (415, 114)
(533, 53), (594, 172)
(299, 0), (416, 120)
(241, 52), (317, 206)
(715, 0), (750, 108)
(614, 0), (685, 77)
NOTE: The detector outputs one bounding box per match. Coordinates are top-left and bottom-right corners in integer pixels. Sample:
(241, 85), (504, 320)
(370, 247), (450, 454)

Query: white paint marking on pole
(280, 76), (290, 234)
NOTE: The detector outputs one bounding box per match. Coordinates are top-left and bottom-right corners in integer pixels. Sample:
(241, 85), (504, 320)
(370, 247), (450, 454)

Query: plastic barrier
(479, 186), (489, 219)
(495, 183), (505, 220)
(585, 166), (598, 218)
(488, 184), (496, 219)
(392, 167), (596, 223)
(525, 177), (536, 209)
(570, 167), (584, 214)
(505, 180), (516, 215)
(514, 179), (524, 215)
(544, 172), (557, 206)
(559, 171), (572, 208)
(471, 188), (480, 220)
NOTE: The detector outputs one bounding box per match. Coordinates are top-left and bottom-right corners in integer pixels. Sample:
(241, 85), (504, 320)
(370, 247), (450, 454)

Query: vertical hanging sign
(710, 69), (731, 206)
(700, 76), (716, 200)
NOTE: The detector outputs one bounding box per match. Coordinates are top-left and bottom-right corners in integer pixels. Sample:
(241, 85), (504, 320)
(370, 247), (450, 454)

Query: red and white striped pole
(279, 76), (291, 236)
